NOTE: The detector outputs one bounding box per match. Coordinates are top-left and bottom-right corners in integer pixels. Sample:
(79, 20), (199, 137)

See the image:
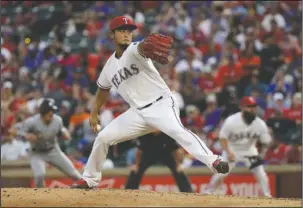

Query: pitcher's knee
(95, 132), (113, 147)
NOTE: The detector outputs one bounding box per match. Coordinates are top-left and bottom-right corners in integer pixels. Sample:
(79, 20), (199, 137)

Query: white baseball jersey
(219, 112), (271, 156)
(97, 42), (171, 108)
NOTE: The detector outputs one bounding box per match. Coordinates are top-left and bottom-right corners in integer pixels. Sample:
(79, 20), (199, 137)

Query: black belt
(137, 96), (163, 110)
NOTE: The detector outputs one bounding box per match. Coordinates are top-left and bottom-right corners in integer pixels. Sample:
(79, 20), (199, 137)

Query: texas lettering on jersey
(111, 64), (139, 88)
(229, 132), (261, 141)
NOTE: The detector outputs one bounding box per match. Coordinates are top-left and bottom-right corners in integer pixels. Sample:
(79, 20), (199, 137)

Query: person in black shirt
(267, 109), (300, 145)
(220, 86), (240, 120)
(259, 33), (284, 83)
(124, 131), (193, 193)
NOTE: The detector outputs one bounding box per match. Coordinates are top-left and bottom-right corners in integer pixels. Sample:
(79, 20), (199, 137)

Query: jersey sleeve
(96, 69), (111, 90)
(57, 116), (64, 135)
(259, 120), (272, 145)
(218, 117), (231, 139)
(128, 42), (149, 62)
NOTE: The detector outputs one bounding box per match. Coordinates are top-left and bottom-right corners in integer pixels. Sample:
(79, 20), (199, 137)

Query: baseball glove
(140, 33), (174, 65)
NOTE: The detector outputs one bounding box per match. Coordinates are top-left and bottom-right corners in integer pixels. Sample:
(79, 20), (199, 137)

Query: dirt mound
(1, 188), (301, 207)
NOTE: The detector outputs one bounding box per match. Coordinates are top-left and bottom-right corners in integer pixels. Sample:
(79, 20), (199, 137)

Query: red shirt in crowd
(181, 116), (204, 130)
(239, 55), (261, 75)
(283, 106), (302, 123)
(264, 144), (287, 165)
(215, 62), (244, 87)
(86, 20), (103, 38)
(87, 53), (101, 81)
(199, 43), (222, 55)
(198, 75), (220, 93)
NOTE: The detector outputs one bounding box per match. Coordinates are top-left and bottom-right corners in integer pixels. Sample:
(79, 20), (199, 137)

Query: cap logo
(123, 17), (128, 24)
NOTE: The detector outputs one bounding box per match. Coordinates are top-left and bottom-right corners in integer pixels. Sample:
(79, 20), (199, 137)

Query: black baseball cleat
(212, 158), (229, 174)
(71, 179), (91, 189)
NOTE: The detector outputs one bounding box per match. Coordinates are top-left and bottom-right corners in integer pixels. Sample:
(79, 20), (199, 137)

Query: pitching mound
(1, 188), (301, 207)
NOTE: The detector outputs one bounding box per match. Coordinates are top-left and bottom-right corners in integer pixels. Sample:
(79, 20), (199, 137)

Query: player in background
(16, 98), (81, 187)
(204, 96), (272, 197)
(72, 16), (229, 189)
(125, 131), (193, 193)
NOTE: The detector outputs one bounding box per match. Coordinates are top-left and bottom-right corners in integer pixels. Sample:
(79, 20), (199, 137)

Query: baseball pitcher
(72, 16), (229, 189)
(18, 98), (81, 187)
(204, 96), (272, 197)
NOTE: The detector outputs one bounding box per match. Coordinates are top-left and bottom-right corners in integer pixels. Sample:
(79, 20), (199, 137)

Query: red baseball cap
(110, 16), (137, 31)
(240, 96), (257, 107)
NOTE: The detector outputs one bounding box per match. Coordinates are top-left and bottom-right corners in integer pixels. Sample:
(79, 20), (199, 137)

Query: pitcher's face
(110, 28), (133, 49)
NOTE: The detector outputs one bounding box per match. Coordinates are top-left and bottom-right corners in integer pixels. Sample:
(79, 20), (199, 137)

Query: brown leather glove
(140, 33), (174, 65)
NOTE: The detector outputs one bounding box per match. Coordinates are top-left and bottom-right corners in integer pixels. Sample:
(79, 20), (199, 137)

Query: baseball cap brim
(113, 24), (137, 31)
(51, 105), (58, 111)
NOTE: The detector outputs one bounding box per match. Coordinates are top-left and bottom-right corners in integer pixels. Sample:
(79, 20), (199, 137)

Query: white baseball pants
(82, 96), (219, 187)
(204, 151), (272, 197)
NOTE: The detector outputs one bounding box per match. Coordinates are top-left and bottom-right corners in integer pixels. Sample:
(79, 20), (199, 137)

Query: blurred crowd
(1, 1), (302, 169)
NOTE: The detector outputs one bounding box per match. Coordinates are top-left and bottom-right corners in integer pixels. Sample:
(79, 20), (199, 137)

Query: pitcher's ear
(109, 31), (114, 39)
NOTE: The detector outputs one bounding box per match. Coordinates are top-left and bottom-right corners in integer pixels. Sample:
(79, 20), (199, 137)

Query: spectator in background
(261, 5), (286, 32)
(9, 88), (28, 113)
(198, 12), (212, 39)
(267, 109), (297, 143)
(265, 92), (289, 120)
(283, 92), (302, 124)
(249, 87), (267, 117)
(220, 86), (240, 120)
(176, 10), (192, 35)
(285, 144), (301, 164)
(1, 129), (30, 161)
(59, 100), (73, 127)
(174, 47), (204, 74)
(293, 70), (302, 93)
(264, 139), (288, 165)
(199, 65), (221, 96)
(1, 81), (14, 111)
(1, 44), (12, 71)
(259, 33), (284, 83)
(23, 40), (42, 72)
(200, 42), (221, 67)
(267, 69), (293, 105)
(1, 107), (15, 141)
(244, 70), (268, 96)
(68, 103), (90, 136)
(267, 85), (292, 109)
(268, 19), (284, 44)
(221, 41), (240, 62)
(202, 94), (222, 133)
(187, 20), (206, 49)
(239, 43), (261, 76)
(91, 1), (110, 17)
(85, 11), (103, 52)
(210, 3), (230, 46)
(182, 105), (204, 135)
(22, 88), (43, 115)
(215, 54), (243, 89)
